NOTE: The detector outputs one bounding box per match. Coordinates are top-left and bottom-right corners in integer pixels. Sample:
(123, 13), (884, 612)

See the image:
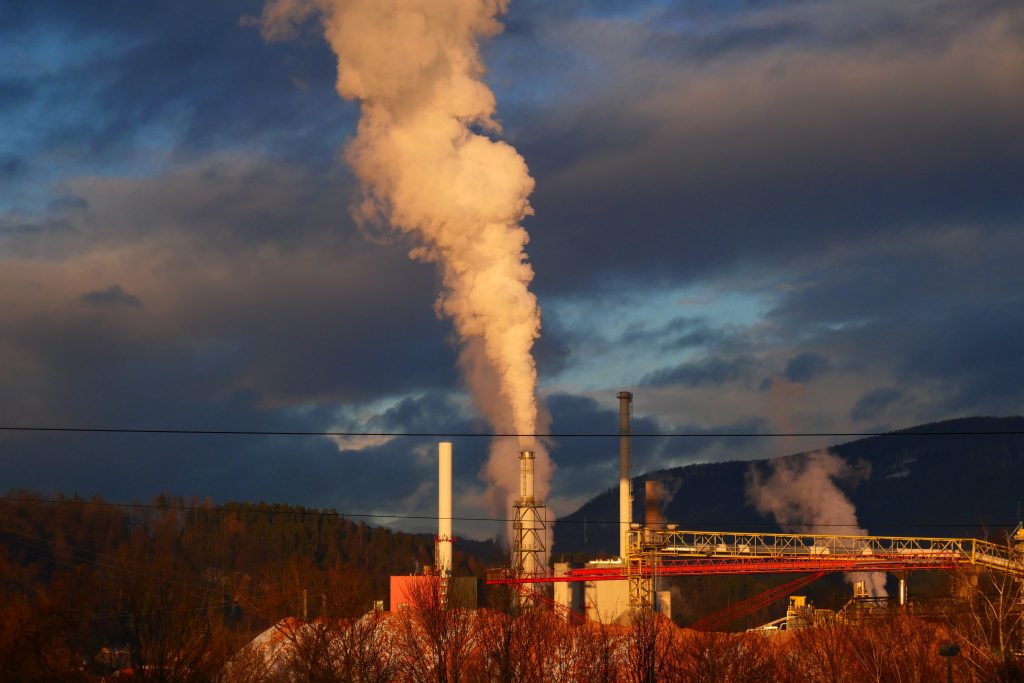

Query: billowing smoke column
(260, 1), (552, 522)
(746, 450), (887, 597)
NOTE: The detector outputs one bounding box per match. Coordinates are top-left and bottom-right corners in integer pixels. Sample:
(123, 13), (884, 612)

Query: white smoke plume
(258, 0), (551, 520)
(746, 450), (887, 597)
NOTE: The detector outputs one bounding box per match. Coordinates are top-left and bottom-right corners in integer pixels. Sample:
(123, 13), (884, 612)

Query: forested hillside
(0, 493), (503, 678)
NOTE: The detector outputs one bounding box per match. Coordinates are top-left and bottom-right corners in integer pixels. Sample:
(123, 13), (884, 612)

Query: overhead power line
(0, 496), (1015, 529)
(0, 426), (1021, 438)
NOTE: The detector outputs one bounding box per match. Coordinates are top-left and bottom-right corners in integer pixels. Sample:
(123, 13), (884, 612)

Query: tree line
(230, 576), (1024, 683)
(2, 490), (1023, 681)
(0, 490), (498, 680)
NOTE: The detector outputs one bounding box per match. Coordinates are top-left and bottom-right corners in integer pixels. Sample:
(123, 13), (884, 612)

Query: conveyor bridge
(485, 527), (1024, 610)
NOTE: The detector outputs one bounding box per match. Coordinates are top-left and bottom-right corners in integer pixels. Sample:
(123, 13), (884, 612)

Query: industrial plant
(387, 391), (1024, 636)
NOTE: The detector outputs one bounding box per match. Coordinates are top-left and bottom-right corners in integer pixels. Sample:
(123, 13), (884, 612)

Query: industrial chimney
(645, 479), (665, 531)
(438, 442), (453, 577)
(512, 450), (547, 580)
(618, 391), (633, 560)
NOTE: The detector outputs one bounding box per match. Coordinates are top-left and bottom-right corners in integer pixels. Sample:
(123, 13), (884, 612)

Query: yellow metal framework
(626, 527), (1024, 609)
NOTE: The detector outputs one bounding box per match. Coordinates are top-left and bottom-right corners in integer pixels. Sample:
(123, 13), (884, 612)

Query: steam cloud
(259, 1), (551, 519)
(746, 450), (886, 597)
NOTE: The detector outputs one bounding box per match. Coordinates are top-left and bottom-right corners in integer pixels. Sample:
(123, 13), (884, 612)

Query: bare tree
(99, 531), (238, 682)
(394, 576), (477, 683)
(672, 630), (778, 683)
(534, 617), (622, 683)
(844, 620), (890, 683)
(474, 600), (552, 682)
(569, 621), (622, 683)
(790, 616), (856, 683)
(948, 564), (1024, 681)
(275, 612), (397, 683)
(335, 612), (399, 683)
(842, 613), (946, 683)
(624, 609), (675, 683)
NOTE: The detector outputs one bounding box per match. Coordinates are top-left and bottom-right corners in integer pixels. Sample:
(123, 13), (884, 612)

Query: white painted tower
(618, 391), (633, 560)
(437, 441), (453, 577)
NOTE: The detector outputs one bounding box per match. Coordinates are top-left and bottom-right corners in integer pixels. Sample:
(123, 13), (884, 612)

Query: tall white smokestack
(618, 391), (633, 560)
(438, 441), (453, 577)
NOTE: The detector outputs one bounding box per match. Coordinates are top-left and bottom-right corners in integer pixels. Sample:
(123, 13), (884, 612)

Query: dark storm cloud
(372, 393), (473, 434)
(512, 1), (1024, 296)
(0, 155), (474, 520)
(533, 325), (573, 378)
(650, 19), (812, 63)
(650, 0), (1024, 62)
(763, 226), (1024, 329)
(0, 158), (457, 421)
(851, 388), (903, 423)
(826, 304), (1024, 420)
(2, 0), (347, 181)
(763, 226), (1024, 420)
(543, 392), (661, 498)
(766, 226), (1022, 331)
(330, 392), (491, 500)
(47, 195), (89, 211)
(783, 352), (830, 383)
(897, 304), (1024, 414)
(0, 154), (26, 179)
(80, 285), (142, 309)
(621, 316), (724, 351)
(540, 393), (773, 501)
(655, 416), (772, 463)
(3, 0), (1022, 531)
(640, 356), (757, 388)
(0, 212), (73, 239)
(0, 415), (441, 523)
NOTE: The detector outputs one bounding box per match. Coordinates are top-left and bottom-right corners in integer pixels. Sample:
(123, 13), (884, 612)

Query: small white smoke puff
(260, 0), (552, 526)
(746, 450), (886, 597)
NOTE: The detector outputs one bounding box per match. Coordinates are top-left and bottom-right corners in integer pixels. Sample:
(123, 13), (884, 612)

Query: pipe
(438, 442), (453, 577)
(618, 391), (633, 560)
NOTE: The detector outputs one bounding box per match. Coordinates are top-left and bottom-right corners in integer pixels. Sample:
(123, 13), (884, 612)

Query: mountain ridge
(552, 416), (1024, 558)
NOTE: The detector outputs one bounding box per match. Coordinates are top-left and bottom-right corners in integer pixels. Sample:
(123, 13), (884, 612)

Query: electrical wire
(0, 527), (221, 591)
(0, 426), (1021, 438)
(0, 496), (1014, 529)
(80, 601), (234, 622)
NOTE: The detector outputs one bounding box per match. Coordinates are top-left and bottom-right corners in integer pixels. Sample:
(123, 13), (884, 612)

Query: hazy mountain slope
(553, 416), (1024, 557)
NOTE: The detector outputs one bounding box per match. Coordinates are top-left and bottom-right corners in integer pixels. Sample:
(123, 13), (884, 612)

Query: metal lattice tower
(511, 451), (547, 581)
(512, 501), (547, 577)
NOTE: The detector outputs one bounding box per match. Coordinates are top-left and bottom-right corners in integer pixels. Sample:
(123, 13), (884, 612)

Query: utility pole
(939, 643), (959, 683)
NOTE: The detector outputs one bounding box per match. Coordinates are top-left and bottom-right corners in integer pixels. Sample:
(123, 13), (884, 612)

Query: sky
(1, 0), (1023, 540)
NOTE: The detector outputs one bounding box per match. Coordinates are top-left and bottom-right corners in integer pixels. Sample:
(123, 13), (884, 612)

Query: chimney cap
(617, 391), (633, 399)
